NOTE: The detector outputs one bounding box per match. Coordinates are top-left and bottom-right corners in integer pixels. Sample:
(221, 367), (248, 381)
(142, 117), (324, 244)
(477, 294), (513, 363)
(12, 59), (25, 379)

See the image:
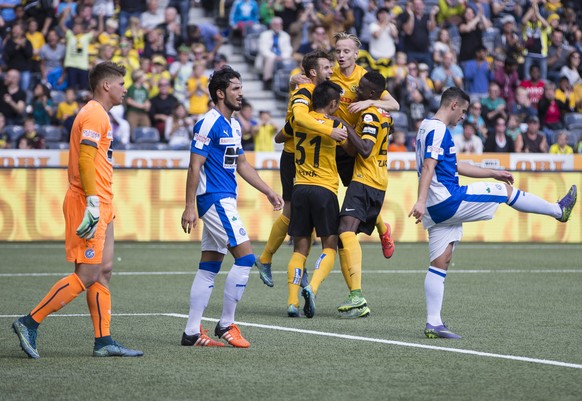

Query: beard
(224, 97), (241, 112)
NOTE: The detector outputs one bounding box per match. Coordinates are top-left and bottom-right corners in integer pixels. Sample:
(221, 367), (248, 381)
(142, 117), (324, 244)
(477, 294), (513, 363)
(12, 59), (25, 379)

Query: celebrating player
(336, 71), (393, 318)
(180, 66), (284, 347)
(255, 49), (346, 288)
(12, 62), (143, 358)
(409, 87), (577, 339)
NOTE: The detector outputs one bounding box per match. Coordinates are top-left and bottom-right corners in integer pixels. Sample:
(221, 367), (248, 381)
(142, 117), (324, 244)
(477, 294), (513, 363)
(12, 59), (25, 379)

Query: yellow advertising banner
(0, 169), (580, 243)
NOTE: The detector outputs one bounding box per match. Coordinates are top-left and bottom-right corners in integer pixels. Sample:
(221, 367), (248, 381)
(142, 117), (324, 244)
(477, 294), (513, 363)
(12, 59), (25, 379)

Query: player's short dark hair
(208, 65), (241, 103)
(362, 71), (386, 95)
(312, 80), (342, 110)
(89, 61), (126, 92)
(302, 49), (334, 78)
(440, 87), (470, 108)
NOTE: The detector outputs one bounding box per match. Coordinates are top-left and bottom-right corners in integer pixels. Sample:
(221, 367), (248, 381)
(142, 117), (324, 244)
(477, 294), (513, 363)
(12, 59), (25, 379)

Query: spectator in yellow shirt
(56, 88), (79, 123)
(186, 61), (210, 119)
(549, 131), (574, 154)
(254, 110), (277, 152)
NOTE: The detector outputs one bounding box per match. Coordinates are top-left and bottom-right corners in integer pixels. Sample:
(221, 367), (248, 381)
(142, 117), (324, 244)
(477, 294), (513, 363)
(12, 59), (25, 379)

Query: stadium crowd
(0, 0), (581, 154)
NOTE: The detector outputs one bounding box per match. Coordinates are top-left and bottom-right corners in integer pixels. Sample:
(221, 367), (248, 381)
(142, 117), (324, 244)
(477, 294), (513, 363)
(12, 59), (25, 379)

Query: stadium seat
(391, 111), (409, 132)
(5, 125), (25, 145)
(567, 128), (582, 147)
(50, 90), (66, 106)
(134, 142), (169, 151)
(39, 125), (64, 142)
(564, 113), (582, 130)
(45, 141), (70, 150)
(243, 32), (261, 64)
(133, 127), (160, 144)
(273, 69), (292, 100)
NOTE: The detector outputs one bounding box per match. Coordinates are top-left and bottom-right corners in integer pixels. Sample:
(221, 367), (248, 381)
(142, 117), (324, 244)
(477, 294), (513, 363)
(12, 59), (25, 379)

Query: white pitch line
(1, 269), (581, 278)
(2, 312), (580, 370)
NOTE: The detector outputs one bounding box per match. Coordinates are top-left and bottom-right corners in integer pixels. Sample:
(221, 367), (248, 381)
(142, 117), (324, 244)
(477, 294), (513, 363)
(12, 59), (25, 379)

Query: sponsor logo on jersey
(85, 248), (95, 259)
(362, 126), (376, 134)
(293, 98), (309, 106)
(239, 228), (246, 236)
(363, 114), (373, 123)
(427, 145), (444, 155)
(220, 137), (239, 145)
(193, 133), (210, 149)
(82, 129), (101, 141)
(450, 147), (456, 154)
(106, 130), (113, 139)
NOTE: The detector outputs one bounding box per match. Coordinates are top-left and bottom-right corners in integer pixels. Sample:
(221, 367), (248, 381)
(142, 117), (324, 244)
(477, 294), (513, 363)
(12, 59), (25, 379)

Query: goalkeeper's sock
(375, 215), (387, 236)
(30, 273), (86, 324)
(87, 282), (111, 338)
(339, 232), (362, 291)
(287, 252), (306, 307)
(260, 214), (290, 264)
(185, 262), (219, 336)
(220, 255), (253, 328)
(309, 248), (336, 295)
(425, 266), (446, 326)
(507, 189), (562, 218)
(338, 247), (352, 290)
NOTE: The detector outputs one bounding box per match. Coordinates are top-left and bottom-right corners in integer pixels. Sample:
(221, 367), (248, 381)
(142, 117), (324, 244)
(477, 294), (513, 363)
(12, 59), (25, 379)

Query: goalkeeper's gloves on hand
(76, 195), (100, 239)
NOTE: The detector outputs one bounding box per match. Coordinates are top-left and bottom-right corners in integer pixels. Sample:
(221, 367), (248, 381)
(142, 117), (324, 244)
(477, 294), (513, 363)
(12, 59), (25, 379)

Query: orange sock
(30, 273), (85, 324)
(87, 282), (112, 338)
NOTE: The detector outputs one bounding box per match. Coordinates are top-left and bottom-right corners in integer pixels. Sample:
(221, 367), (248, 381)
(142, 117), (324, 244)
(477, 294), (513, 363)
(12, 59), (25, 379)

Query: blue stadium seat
(243, 32), (261, 64)
(390, 111), (409, 132)
(133, 127), (160, 144)
(564, 113), (582, 130)
(5, 125), (25, 145)
(39, 125), (64, 142)
(50, 90), (66, 106)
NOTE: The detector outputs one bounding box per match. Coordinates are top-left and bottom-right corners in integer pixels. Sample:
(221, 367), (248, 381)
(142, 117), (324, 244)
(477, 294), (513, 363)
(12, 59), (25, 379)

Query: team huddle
(12, 32), (578, 358)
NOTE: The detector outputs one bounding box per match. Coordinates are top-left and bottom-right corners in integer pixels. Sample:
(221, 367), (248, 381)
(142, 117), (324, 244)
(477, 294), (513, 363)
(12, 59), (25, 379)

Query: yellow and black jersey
(283, 111), (344, 194)
(351, 107), (392, 191)
(331, 64), (389, 127)
(282, 82), (333, 153)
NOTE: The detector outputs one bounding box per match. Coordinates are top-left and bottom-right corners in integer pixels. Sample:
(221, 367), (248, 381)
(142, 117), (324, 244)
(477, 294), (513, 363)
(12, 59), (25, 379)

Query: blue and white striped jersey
(415, 118), (467, 224)
(190, 108), (243, 211)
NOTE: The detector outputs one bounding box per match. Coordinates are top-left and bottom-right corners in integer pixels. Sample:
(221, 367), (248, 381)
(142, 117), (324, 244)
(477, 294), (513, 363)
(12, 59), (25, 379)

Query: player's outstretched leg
(556, 185), (577, 222)
(255, 258), (273, 287)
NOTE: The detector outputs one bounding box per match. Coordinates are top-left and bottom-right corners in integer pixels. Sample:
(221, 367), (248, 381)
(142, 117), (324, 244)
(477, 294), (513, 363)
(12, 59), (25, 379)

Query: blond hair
(333, 32), (362, 49)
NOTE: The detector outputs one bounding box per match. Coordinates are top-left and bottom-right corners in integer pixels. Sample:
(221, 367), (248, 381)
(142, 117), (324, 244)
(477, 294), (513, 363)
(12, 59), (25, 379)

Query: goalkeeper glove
(76, 195), (100, 239)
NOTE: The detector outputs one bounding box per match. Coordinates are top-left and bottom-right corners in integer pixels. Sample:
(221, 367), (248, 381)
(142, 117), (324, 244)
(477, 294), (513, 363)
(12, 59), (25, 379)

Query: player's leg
(287, 237), (309, 317)
(423, 224), (463, 339)
(505, 184), (577, 222)
(376, 214), (395, 259)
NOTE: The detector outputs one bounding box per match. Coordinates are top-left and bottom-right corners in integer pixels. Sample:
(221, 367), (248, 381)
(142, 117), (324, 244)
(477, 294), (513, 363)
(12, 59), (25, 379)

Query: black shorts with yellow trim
(340, 181), (386, 236)
(289, 184), (339, 237)
(280, 150), (295, 202)
(336, 146), (355, 188)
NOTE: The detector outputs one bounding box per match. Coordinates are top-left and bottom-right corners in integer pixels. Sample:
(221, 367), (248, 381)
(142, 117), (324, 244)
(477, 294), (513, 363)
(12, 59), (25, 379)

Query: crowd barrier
(0, 150), (580, 243)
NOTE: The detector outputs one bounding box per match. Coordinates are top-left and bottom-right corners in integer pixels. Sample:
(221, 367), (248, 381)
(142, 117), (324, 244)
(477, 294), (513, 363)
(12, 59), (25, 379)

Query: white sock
(219, 263), (251, 328)
(425, 266), (447, 326)
(507, 189), (561, 218)
(185, 269), (217, 336)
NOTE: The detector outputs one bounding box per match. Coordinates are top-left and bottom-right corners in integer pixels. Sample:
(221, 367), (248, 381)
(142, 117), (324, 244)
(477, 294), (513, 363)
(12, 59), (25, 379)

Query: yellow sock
(30, 273), (85, 323)
(339, 232), (362, 291)
(338, 247), (351, 290)
(87, 282), (112, 338)
(376, 215), (387, 236)
(310, 248), (336, 294)
(261, 214), (290, 264)
(287, 252), (306, 307)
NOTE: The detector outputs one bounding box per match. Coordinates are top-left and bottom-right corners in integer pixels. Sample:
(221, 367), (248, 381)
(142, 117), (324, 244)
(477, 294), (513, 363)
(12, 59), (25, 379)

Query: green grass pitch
(1, 241), (581, 401)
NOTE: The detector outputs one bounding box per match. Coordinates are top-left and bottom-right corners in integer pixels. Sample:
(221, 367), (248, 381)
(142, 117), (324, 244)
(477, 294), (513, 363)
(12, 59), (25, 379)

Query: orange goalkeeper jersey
(68, 100), (114, 203)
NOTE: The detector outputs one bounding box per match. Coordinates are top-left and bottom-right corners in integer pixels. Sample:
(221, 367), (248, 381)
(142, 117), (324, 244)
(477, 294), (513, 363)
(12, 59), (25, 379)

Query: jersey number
(295, 132), (321, 167)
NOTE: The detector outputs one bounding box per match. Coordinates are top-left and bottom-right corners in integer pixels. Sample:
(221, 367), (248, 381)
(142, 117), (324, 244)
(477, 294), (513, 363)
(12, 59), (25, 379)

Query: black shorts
(289, 185), (339, 237)
(336, 146), (355, 187)
(280, 150), (295, 202)
(340, 181), (386, 235)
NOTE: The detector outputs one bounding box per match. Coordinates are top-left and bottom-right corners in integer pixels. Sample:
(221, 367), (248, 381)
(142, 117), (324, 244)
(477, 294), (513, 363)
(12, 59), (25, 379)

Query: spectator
(511, 86), (537, 125)
(97, 18), (120, 47)
(466, 101), (489, 141)
(17, 117), (44, 149)
(506, 114), (522, 141)
(256, 16), (293, 90)
(56, 88), (78, 124)
(211, 53), (228, 73)
(146, 55), (172, 97)
(538, 81), (564, 139)
(0, 69), (26, 125)
(186, 23), (224, 62)
(0, 0), (20, 24)
(463, 45), (491, 98)
(274, 0), (304, 50)
(388, 130), (408, 152)
(109, 104), (131, 148)
(125, 16), (146, 55)
(369, 7), (398, 62)
(125, 69), (152, 136)
(494, 14), (524, 69)
(169, 44), (193, 103)
(3, 23), (33, 91)
(112, 36), (141, 87)
(484, 117), (515, 152)
(549, 130), (574, 154)
(30, 82), (53, 126)
(390, 51), (408, 95)
(148, 77), (179, 136)
(430, 51), (464, 94)
(60, 9), (93, 91)
(399, 0), (438, 67)
(555, 76), (576, 115)
(294, 24), (332, 62)
(143, 27), (166, 60)
(156, 6), (184, 60)
(560, 51), (582, 86)
(515, 115), (548, 153)
(92, 0), (115, 20)
(140, 0), (164, 33)
(519, 64), (545, 108)
(405, 61), (432, 130)
(0, 113), (10, 149)
(454, 120), (483, 154)
(433, 28), (455, 67)
(547, 29), (574, 82)
(354, 0), (377, 51)
(164, 103), (193, 147)
(315, 0), (355, 45)
(229, 0), (260, 41)
(491, 0), (522, 25)
(95, 43), (115, 65)
(237, 100), (257, 151)
(39, 29), (66, 91)
(458, 3), (491, 65)
(436, 0), (466, 26)
(186, 61), (210, 120)
(25, 17), (45, 76)
(254, 110), (276, 152)
(521, 0), (551, 80)
(118, 0), (147, 41)
(493, 56), (519, 110)
(481, 81), (507, 133)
